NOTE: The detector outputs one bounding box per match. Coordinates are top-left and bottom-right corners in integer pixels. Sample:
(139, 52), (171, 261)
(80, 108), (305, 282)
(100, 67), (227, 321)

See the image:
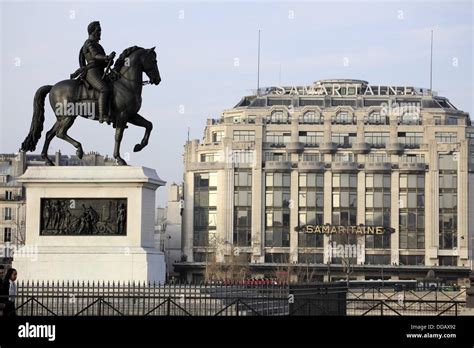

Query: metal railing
(1, 282), (467, 316)
(5, 281), (290, 316)
(346, 287), (466, 316)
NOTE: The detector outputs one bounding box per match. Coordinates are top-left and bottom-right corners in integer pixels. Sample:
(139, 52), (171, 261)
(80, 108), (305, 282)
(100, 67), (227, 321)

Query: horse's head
(142, 47), (161, 85)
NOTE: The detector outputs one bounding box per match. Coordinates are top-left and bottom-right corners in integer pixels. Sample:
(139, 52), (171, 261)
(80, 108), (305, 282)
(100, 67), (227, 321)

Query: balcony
(331, 162), (359, 172)
(319, 142), (338, 154)
(298, 161), (325, 172)
(303, 143), (319, 148)
(386, 142), (404, 155)
(267, 143), (287, 149)
(369, 143), (387, 149)
(402, 143), (421, 149)
(265, 161), (292, 171)
(399, 162), (427, 172)
(0, 195), (23, 201)
(363, 116), (389, 125)
(352, 142), (371, 154)
(187, 162), (225, 171)
(365, 162), (392, 172)
(286, 142), (304, 154)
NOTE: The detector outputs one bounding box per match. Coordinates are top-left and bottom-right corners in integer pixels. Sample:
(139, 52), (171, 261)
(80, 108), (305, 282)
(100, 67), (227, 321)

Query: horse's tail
(20, 85), (53, 152)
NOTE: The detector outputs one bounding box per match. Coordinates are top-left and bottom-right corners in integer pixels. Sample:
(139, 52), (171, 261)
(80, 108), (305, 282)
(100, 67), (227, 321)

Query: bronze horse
(20, 46), (161, 165)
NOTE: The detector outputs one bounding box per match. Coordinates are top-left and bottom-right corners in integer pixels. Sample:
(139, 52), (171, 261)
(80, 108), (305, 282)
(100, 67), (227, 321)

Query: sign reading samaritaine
(266, 83), (424, 97)
(296, 224), (395, 235)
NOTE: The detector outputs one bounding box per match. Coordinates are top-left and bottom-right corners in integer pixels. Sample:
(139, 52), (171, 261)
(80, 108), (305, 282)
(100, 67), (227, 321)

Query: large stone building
(154, 184), (184, 281)
(176, 79), (474, 284)
(0, 151), (115, 274)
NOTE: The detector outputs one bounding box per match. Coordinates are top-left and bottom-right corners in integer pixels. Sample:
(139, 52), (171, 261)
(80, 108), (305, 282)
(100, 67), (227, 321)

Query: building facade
(176, 79), (474, 284)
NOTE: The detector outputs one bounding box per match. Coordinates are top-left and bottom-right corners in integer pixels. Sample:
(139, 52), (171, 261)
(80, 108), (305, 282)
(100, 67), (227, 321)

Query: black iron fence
(346, 286), (466, 316)
(0, 281), (466, 316)
(5, 281), (290, 316)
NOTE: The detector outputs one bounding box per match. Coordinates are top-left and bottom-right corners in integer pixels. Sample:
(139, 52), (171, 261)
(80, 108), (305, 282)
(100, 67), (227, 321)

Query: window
(4, 207), (12, 220)
(332, 173), (357, 227)
(398, 132), (423, 148)
(5, 191), (13, 200)
(233, 150), (254, 166)
(299, 111), (323, 124)
(193, 173), (217, 247)
(211, 131), (223, 143)
(438, 155), (457, 250)
(399, 255), (424, 265)
(233, 130), (255, 141)
(435, 132), (457, 143)
(193, 252), (215, 263)
(264, 253), (289, 263)
(332, 111), (354, 124)
(467, 132), (474, 144)
(264, 152), (289, 162)
(234, 170), (252, 246)
(298, 173), (324, 248)
(400, 154), (425, 163)
(300, 153), (322, 162)
(366, 154), (390, 163)
(4, 228), (11, 242)
(365, 255), (390, 265)
(365, 174), (391, 249)
(332, 133), (356, 148)
(399, 174), (425, 250)
(364, 132), (389, 148)
(399, 112), (422, 125)
(268, 99), (292, 107)
(298, 253), (324, 264)
(364, 112), (388, 125)
(266, 131), (291, 146)
(439, 256), (457, 266)
(200, 153), (219, 163)
(265, 173), (291, 247)
(439, 154), (457, 170)
(299, 131), (323, 146)
(267, 110), (289, 124)
(333, 153), (355, 162)
(446, 117), (458, 125)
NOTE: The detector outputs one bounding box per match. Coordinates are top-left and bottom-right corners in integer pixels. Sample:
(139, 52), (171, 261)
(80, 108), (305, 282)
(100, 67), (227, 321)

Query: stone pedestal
(13, 166), (166, 283)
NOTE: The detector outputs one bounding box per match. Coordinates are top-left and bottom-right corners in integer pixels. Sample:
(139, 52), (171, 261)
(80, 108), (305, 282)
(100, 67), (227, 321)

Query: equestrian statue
(20, 21), (161, 165)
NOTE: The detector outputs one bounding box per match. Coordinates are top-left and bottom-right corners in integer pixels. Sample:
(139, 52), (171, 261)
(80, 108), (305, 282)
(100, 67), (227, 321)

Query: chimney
(55, 150), (61, 166)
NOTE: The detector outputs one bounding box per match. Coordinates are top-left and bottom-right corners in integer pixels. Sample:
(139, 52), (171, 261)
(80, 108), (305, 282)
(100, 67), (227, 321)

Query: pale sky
(0, 0), (472, 205)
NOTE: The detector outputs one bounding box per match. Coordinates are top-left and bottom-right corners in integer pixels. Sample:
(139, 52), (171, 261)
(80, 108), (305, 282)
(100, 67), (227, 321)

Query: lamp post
(166, 234), (171, 282)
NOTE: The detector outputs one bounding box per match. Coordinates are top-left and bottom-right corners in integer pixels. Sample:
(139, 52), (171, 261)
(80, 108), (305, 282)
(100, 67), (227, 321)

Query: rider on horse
(72, 21), (116, 125)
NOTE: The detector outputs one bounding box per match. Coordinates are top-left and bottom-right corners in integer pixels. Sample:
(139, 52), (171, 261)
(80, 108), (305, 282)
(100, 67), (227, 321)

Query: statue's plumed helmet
(87, 21), (101, 35)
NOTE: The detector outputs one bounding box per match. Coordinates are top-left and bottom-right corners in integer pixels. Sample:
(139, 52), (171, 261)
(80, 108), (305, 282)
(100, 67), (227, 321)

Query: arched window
(365, 112), (387, 125)
(300, 111), (322, 124)
(267, 110), (288, 124)
(332, 111), (354, 124)
(399, 111), (422, 125)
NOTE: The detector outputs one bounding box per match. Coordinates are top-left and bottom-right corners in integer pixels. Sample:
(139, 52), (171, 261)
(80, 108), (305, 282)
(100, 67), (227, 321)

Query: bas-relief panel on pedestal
(40, 198), (127, 236)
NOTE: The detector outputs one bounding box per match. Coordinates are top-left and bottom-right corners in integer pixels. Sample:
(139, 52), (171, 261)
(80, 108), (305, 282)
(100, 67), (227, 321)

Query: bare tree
(203, 238), (250, 282)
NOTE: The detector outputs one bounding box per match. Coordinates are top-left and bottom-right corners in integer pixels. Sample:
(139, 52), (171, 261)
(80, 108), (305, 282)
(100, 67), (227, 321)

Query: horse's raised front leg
(114, 125), (127, 165)
(55, 116), (84, 159)
(128, 113), (153, 152)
